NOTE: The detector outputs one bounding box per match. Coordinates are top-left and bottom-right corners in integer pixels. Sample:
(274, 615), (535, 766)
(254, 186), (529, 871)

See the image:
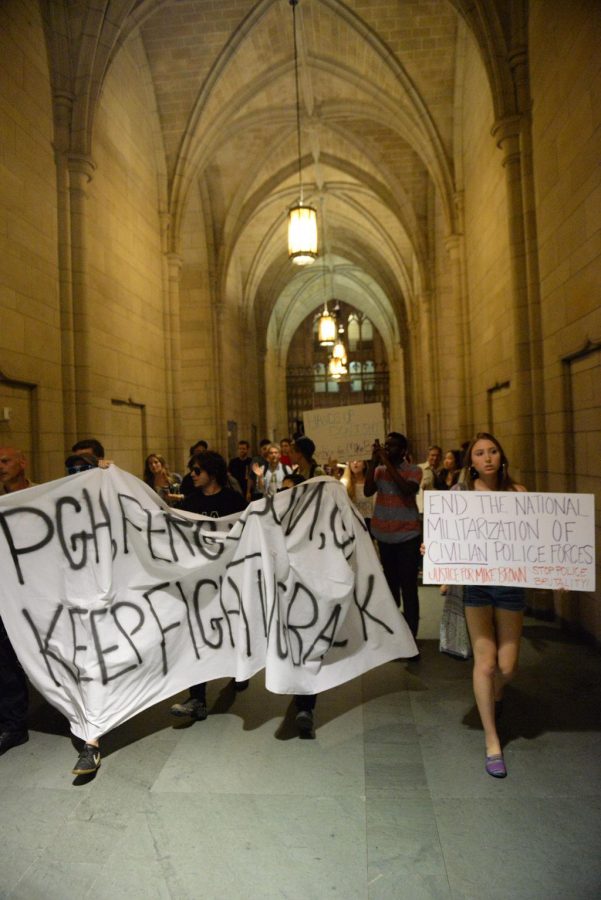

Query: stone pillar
(165, 250), (183, 466)
(445, 231), (471, 437)
(508, 45), (547, 487)
(490, 116), (535, 486)
(256, 341), (268, 441)
(264, 343), (283, 441)
(68, 153), (95, 438)
(405, 311), (420, 442)
(421, 290), (440, 443)
(210, 298), (225, 450)
(409, 292), (438, 447)
(388, 344), (406, 435)
(53, 91), (77, 446)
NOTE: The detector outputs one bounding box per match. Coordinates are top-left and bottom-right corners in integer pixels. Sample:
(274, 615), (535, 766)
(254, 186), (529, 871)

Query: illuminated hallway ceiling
(113, 0), (468, 340)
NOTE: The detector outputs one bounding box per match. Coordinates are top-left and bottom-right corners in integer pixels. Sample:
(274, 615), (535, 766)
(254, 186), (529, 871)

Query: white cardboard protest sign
(423, 491), (595, 591)
(0, 468), (416, 741)
(302, 403), (384, 463)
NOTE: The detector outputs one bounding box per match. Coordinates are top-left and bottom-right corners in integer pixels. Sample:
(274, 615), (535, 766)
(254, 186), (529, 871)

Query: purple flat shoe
(485, 754), (507, 778)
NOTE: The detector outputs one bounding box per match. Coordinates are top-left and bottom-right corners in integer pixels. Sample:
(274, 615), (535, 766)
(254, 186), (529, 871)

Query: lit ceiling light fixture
(328, 356), (342, 379)
(317, 226), (336, 345)
(318, 305), (337, 345)
(287, 0), (317, 265)
(328, 355), (348, 380)
(332, 324), (347, 364)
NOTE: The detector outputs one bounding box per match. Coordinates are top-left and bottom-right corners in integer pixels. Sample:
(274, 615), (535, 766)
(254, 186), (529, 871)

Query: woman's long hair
(463, 432), (518, 491)
(341, 460), (367, 501)
(143, 453), (171, 488)
(436, 449), (462, 488)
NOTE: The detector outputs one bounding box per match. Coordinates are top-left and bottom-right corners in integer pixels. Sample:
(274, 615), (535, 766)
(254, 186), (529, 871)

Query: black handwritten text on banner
(0, 469), (416, 741)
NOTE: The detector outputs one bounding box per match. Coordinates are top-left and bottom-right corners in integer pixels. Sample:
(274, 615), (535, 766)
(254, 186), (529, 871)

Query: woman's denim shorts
(464, 585), (526, 612)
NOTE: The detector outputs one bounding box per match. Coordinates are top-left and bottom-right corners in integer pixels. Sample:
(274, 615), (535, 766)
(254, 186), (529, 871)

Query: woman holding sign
(455, 433), (526, 779)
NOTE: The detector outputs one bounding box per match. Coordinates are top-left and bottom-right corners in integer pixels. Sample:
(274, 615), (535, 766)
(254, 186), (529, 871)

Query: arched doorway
(285, 302), (389, 435)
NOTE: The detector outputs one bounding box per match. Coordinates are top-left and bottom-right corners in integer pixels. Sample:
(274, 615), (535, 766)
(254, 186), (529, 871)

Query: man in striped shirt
(364, 433), (422, 645)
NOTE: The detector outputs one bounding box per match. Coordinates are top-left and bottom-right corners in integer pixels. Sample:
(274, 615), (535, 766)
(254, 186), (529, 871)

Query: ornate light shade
(318, 306), (337, 345)
(332, 327), (347, 363)
(328, 356), (342, 379)
(328, 355), (348, 379)
(288, 203), (318, 265)
(287, 1), (317, 264)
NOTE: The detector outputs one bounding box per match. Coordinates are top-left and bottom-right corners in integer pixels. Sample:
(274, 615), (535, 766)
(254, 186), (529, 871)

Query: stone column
(53, 92), (77, 446)
(405, 311), (420, 442)
(388, 344), (406, 435)
(165, 249), (183, 466)
(445, 231), (471, 437)
(210, 298), (226, 450)
(410, 292), (438, 446)
(68, 153), (95, 438)
(508, 45), (547, 487)
(262, 341), (277, 440)
(490, 115), (535, 486)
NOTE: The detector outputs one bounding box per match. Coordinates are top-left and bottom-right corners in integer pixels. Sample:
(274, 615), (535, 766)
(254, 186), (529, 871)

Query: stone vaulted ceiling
(44, 0), (514, 355)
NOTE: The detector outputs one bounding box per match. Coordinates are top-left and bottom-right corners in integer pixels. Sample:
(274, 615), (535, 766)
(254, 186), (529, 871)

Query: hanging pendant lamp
(328, 356), (342, 379)
(318, 304), (337, 345)
(288, 204), (318, 265)
(332, 325), (347, 364)
(287, 0), (317, 265)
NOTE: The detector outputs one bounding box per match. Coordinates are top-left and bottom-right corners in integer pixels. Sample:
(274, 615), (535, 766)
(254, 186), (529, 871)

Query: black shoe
(0, 730), (29, 756)
(72, 743), (101, 775)
(407, 653), (421, 662)
(232, 679), (249, 693)
(295, 709), (314, 737)
(170, 697), (208, 720)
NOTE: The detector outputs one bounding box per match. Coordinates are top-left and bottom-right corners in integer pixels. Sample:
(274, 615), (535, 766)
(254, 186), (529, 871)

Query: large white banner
(0, 468), (416, 741)
(302, 403), (384, 463)
(423, 490), (596, 591)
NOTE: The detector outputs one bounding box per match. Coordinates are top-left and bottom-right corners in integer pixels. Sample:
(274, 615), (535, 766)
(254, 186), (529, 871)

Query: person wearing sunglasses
(171, 450), (247, 721)
(176, 451), (246, 518)
(64, 453), (99, 475)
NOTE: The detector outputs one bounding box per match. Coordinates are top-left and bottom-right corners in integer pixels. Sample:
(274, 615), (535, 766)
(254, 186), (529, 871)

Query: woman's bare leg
(465, 605), (501, 756)
(493, 608), (524, 701)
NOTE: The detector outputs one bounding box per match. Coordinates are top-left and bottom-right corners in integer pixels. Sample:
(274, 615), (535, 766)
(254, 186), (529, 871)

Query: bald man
(0, 447), (34, 755)
(0, 446), (33, 494)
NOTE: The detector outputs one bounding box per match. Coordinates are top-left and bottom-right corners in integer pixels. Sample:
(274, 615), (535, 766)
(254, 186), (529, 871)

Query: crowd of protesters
(1, 428), (526, 780)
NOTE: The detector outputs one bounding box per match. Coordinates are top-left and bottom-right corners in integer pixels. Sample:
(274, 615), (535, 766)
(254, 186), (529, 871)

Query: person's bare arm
(380, 454), (420, 496)
(363, 441), (382, 497)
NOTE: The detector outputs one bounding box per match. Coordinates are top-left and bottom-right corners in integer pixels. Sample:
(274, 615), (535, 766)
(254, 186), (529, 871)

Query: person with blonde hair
(251, 444), (291, 497)
(143, 453), (182, 505)
(341, 459), (374, 533)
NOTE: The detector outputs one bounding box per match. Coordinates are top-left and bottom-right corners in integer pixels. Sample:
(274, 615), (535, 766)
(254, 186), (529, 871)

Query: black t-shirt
(228, 456), (252, 498)
(180, 471), (194, 496)
(176, 487), (246, 517)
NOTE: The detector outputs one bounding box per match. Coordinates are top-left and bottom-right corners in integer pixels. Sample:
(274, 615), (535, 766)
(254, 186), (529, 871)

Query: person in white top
(251, 444), (291, 497)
